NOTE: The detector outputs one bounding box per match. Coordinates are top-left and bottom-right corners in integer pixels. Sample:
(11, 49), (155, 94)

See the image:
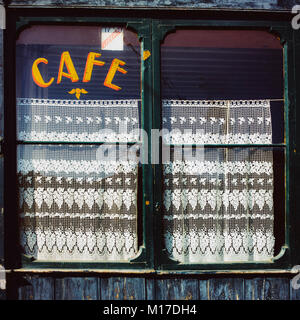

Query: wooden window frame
(3, 9), (300, 273)
(152, 20), (296, 272)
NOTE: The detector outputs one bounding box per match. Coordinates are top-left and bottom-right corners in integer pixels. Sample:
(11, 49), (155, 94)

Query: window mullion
(127, 20), (154, 267)
(152, 20), (180, 268)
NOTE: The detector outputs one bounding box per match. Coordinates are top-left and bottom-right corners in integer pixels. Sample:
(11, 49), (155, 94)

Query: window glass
(16, 25), (142, 262)
(161, 30), (284, 144)
(161, 30), (285, 263)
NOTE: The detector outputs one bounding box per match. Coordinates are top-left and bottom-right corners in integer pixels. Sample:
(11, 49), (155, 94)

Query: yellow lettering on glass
(83, 52), (105, 82)
(31, 52), (128, 92)
(104, 58), (127, 91)
(32, 58), (55, 88)
(57, 51), (79, 84)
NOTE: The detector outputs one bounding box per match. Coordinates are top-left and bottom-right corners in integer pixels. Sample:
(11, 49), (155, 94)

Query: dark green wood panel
(100, 277), (146, 300)
(18, 276), (54, 300)
(55, 277), (98, 300)
(208, 278), (244, 300)
(154, 279), (200, 300)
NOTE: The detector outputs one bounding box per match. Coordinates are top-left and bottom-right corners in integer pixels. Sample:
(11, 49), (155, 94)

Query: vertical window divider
(268, 25), (293, 265)
(292, 27), (300, 267)
(152, 20), (179, 268)
(127, 20), (154, 267)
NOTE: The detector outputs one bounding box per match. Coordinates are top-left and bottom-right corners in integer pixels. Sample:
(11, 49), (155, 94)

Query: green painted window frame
(3, 10), (300, 272)
(5, 14), (154, 271)
(151, 19), (298, 272)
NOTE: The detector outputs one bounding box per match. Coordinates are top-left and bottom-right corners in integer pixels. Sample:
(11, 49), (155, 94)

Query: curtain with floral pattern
(17, 98), (140, 261)
(162, 99), (274, 263)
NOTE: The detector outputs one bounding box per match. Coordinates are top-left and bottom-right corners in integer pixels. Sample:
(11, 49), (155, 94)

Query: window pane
(17, 26), (141, 143)
(161, 30), (284, 144)
(18, 144), (139, 261)
(162, 147), (284, 263)
(162, 99), (273, 145)
(161, 30), (285, 263)
(17, 98), (140, 143)
(16, 26), (142, 262)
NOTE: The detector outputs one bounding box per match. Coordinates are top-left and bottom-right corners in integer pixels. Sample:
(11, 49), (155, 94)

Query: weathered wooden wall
(1, 0), (300, 301)
(13, 275), (300, 300)
(5, 0), (300, 11)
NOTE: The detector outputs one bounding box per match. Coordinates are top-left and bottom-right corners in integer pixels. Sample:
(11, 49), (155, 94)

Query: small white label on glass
(101, 27), (124, 51)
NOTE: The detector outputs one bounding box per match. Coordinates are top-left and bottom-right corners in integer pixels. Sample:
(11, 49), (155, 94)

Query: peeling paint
(6, 0), (300, 11)
(207, 280), (210, 300)
(185, 292), (192, 300)
(114, 286), (120, 299)
(262, 278), (266, 300)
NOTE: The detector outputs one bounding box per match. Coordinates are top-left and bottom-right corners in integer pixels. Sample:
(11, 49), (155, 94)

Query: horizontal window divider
(17, 262), (149, 270)
(166, 144), (286, 148)
(156, 269), (296, 276)
(9, 268), (157, 275)
(156, 20), (290, 29)
(159, 263), (283, 271)
(162, 98), (284, 103)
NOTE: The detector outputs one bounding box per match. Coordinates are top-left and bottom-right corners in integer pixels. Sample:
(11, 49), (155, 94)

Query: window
(15, 24), (146, 264)
(158, 29), (285, 265)
(4, 13), (297, 271)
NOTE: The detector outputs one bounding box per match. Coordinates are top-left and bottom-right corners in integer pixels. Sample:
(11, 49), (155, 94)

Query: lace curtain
(162, 99), (275, 263)
(17, 98), (140, 143)
(17, 98), (140, 261)
(18, 98), (275, 262)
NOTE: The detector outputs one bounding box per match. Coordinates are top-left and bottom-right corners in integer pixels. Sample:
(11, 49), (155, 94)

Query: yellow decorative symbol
(143, 50), (151, 61)
(68, 88), (88, 100)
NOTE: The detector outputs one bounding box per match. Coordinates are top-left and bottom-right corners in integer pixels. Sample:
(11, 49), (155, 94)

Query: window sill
(5, 268), (298, 276)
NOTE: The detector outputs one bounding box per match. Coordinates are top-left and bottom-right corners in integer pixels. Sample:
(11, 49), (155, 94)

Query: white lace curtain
(162, 99), (275, 263)
(17, 98), (140, 262)
(17, 97), (275, 263)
